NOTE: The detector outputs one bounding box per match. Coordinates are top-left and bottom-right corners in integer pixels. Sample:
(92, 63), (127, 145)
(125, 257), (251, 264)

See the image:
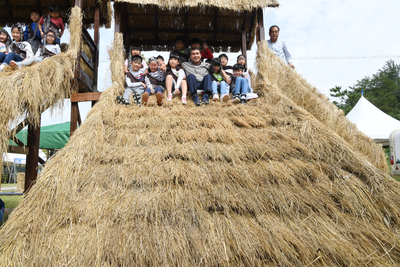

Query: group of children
(118, 36), (256, 106)
(0, 5), (63, 72)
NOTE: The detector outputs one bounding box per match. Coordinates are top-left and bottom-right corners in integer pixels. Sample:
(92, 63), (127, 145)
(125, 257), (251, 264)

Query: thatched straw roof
(0, 0), (111, 28)
(1, 37), (400, 266)
(0, 6), (83, 160)
(113, 0), (279, 52)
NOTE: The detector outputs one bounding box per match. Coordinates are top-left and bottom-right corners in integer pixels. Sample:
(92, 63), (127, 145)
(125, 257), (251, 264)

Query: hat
(218, 54), (228, 60)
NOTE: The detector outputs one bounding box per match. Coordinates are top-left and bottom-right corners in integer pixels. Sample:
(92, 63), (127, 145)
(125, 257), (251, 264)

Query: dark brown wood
(8, 145), (28, 154)
(77, 105), (82, 126)
(25, 123), (40, 192)
(213, 8), (219, 43)
(241, 31), (247, 57)
(74, 0), (83, 8)
(79, 69), (95, 92)
(82, 28), (98, 53)
(11, 118), (30, 136)
(241, 11), (248, 32)
(70, 103), (79, 138)
(94, 5), (100, 46)
(114, 3), (122, 33)
(257, 8), (265, 41)
(71, 92), (102, 102)
(81, 51), (94, 70)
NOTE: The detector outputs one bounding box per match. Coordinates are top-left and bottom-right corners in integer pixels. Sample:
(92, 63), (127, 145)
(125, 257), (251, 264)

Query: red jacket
(201, 48), (213, 59)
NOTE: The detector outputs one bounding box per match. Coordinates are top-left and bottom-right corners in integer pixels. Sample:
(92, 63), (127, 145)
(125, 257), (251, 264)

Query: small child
(124, 46), (148, 73)
(219, 54), (233, 76)
(190, 38), (213, 60)
(0, 29), (12, 56)
(142, 57), (166, 106)
(10, 30), (61, 69)
(237, 54), (253, 92)
(116, 55), (146, 106)
(157, 55), (164, 65)
(209, 58), (229, 102)
(0, 26), (33, 72)
(39, 5), (64, 45)
(165, 52), (187, 104)
(171, 36), (190, 63)
(24, 9), (42, 54)
(231, 64), (248, 104)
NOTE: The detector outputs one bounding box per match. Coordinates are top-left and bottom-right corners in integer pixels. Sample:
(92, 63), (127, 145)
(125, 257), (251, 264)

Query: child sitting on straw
(10, 30), (60, 69)
(236, 54), (258, 100)
(231, 64), (248, 104)
(219, 53), (233, 77)
(0, 26), (33, 72)
(209, 58), (230, 102)
(24, 9), (42, 54)
(142, 57), (166, 106)
(117, 55), (146, 106)
(39, 5), (64, 45)
(165, 52), (187, 104)
(0, 29), (12, 57)
(124, 46), (148, 74)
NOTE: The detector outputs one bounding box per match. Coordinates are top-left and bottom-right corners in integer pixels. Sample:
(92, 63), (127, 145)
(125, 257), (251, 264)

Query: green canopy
(9, 122), (71, 149)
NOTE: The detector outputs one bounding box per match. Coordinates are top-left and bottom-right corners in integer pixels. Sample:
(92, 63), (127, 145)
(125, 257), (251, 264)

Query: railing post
(25, 120), (40, 192)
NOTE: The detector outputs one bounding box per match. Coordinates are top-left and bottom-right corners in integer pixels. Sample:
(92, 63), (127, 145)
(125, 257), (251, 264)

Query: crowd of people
(118, 25), (294, 106)
(0, 5), (62, 72)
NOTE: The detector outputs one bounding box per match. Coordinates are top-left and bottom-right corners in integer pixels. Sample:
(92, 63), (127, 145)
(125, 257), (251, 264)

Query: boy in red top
(39, 5), (64, 45)
(190, 38), (213, 61)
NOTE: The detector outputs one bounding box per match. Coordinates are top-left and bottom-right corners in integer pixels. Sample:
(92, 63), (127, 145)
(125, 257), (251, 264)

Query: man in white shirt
(267, 25), (295, 69)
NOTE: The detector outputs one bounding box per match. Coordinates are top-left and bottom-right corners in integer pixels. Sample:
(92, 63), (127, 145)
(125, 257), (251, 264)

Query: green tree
(330, 60), (400, 119)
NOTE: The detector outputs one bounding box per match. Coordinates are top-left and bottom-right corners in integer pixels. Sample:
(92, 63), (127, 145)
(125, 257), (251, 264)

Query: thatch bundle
(0, 6), (82, 158)
(258, 46), (388, 172)
(1, 36), (400, 266)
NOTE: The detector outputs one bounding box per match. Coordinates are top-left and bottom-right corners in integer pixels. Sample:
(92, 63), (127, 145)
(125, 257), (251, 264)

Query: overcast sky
(24, 0), (400, 126)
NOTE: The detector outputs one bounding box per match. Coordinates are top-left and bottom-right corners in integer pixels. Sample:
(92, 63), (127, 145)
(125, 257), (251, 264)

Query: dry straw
(257, 43), (388, 172)
(1, 38), (400, 266)
(0, 7), (82, 159)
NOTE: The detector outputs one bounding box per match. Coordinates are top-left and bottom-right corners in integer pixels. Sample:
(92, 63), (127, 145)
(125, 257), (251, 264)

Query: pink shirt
(39, 16), (65, 32)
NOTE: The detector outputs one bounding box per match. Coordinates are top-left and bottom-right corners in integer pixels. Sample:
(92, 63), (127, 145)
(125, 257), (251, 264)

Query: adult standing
(182, 47), (213, 105)
(267, 25), (295, 69)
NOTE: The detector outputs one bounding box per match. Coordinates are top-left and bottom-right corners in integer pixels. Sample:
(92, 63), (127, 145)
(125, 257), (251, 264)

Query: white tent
(346, 96), (400, 145)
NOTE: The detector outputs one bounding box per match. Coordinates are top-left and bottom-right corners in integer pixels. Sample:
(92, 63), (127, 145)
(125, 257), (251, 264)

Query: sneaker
(156, 92), (163, 106)
(10, 61), (21, 69)
(132, 91), (141, 105)
(246, 92), (258, 100)
(240, 94), (247, 104)
(116, 96), (130, 105)
(212, 94), (219, 101)
(167, 94), (172, 101)
(182, 95), (187, 105)
(142, 92), (149, 105)
(232, 94), (240, 103)
(0, 64), (5, 72)
(116, 95), (123, 104)
(202, 93), (209, 104)
(221, 94), (230, 102)
(192, 94), (201, 106)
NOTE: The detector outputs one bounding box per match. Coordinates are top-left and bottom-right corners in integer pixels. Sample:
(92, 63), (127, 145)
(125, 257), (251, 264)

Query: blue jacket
(24, 23), (42, 41)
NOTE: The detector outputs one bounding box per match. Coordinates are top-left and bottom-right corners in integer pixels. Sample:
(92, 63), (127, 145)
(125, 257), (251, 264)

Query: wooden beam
(71, 92), (102, 102)
(241, 31), (247, 57)
(114, 3), (122, 34)
(70, 103), (79, 138)
(75, 0), (83, 8)
(241, 11), (248, 32)
(81, 51), (94, 71)
(25, 123), (40, 192)
(12, 135), (46, 165)
(8, 145), (28, 155)
(257, 8), (265, 41)
(93, 3), (100, 89)
(79, 69), (96, 92)
(11, 118), (29, 135)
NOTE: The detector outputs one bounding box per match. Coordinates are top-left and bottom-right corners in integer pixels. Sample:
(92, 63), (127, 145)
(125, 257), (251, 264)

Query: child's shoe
(212, 94), (219, 101)
(202, 93), (210, 104)
(132, 91), (141, 106)
(221, 94), (230, 102)
(240, 94), (247, 104)
(156, 92), (163, 106)
(116, 96), (130, 105)
(0, 64), (5, 72)
(10, 61), (21, 69)
(142, 92), (149, 105)
(232, 94), (240, 103)
(167, 94), (172, 101)
(182, 95), (187, 105)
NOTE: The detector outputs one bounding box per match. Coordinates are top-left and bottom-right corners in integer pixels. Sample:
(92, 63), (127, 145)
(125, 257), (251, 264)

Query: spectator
(267, 25), (294, 69)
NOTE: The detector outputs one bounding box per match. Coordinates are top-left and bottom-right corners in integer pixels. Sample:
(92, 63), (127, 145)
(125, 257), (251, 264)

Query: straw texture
(257, 43), (388, 172)
(0, 38), (399, 266)
(0, 7), (82, 159)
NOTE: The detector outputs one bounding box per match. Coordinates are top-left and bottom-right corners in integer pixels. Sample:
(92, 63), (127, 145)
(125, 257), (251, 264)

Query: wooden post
(241, 31), (247, 58)
(114, 3), (122, 34)
(93, 4), (100, 93)
(75, 0), (83, 8)
(25, 122), (40, 192)
(257, 8), (265, 41)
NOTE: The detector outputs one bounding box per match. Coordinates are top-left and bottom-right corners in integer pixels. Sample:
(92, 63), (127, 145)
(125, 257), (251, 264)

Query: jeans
(0, 53), (24, 65)
(233, 76), (249, 95)
(145, 86), (162, 95)
(211, 81), (228, 95)
(186, 73), (212, 96)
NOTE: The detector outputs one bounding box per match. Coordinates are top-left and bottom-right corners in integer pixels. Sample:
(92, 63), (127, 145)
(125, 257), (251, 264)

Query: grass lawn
(1, 195), (23, 226)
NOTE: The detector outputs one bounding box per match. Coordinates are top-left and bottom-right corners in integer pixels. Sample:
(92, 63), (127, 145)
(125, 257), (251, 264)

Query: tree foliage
(330, 60), (400, 119)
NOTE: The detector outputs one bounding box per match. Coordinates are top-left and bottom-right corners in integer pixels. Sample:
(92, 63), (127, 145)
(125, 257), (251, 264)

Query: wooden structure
(2, 0), (110, 192)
